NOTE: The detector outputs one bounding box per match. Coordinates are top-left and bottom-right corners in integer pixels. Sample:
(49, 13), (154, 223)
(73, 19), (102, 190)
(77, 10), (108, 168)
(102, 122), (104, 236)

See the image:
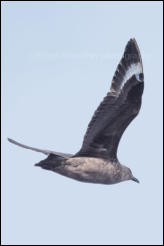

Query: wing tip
(8, 137), (14, 143)
(126, 38), (143, 70)
(7, 137), (24, 147)
(110, 38), (143, 93)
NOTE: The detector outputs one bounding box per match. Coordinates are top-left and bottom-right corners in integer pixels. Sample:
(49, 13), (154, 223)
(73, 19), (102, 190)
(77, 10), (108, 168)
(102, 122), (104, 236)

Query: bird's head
(121, 165), (139, 183)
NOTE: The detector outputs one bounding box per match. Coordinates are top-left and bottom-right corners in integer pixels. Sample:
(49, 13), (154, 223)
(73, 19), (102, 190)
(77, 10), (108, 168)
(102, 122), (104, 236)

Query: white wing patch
(122, 62), (143, 86)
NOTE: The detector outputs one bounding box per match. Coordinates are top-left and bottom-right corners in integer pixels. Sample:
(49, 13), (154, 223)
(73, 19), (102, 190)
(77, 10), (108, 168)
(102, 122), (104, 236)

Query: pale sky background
(1, 1), (163, 245)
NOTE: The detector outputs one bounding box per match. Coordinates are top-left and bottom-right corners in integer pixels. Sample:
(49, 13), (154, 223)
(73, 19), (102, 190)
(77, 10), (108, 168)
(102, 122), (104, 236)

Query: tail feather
(35, 154), (63, 171)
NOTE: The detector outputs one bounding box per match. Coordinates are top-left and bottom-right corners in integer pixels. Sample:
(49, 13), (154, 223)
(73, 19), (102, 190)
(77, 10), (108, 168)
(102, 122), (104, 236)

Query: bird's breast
(56, 157), (121, 184)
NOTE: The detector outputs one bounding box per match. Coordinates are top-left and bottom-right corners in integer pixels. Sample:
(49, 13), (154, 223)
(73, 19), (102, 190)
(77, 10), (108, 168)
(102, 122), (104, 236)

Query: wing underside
(74, 38), (144, 160)
(8, 39), (144, 162)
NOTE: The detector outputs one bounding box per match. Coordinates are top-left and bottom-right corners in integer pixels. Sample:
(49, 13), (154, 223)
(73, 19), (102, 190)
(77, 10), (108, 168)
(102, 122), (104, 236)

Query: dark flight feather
(8, 38), (144, 163)
(74, 39), (144, 160)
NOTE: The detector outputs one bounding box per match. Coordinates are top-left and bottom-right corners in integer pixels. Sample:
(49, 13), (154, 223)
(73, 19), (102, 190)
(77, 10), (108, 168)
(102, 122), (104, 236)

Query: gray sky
(2, 1), (163, 245)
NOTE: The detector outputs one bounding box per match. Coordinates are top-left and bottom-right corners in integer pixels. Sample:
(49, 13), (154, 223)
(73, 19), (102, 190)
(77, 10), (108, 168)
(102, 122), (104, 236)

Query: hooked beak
(131, 176), (140, 183)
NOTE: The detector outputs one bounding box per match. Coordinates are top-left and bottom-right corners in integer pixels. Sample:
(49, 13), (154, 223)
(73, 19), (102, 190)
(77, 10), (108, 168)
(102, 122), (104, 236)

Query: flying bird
(8, 38), (144, 185)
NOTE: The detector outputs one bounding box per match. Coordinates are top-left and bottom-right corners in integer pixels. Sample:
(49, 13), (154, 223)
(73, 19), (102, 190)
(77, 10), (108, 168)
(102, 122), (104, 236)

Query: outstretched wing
(74, 38), (144, 160)
(8, 138), (73, 159)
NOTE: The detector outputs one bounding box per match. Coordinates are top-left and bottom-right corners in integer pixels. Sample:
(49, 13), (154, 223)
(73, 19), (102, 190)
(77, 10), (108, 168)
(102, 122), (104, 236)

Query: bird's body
(64, 157), (118, 184)
(8, 38), (144, 185)
(37, 156), (123, 185)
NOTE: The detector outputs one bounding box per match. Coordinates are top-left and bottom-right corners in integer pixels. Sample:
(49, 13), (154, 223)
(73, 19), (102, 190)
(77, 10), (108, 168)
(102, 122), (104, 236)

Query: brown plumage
(8, 38), (144, 185)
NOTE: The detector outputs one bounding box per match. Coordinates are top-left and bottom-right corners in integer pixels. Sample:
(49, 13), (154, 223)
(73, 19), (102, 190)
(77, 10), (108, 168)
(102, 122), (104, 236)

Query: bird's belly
(56, 157), (119, 184)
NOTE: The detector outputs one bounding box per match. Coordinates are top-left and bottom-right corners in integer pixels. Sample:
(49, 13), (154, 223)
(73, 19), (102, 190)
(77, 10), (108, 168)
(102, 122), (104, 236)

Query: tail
(8, 138), (73, 158)
(35, 153), (63, 171)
